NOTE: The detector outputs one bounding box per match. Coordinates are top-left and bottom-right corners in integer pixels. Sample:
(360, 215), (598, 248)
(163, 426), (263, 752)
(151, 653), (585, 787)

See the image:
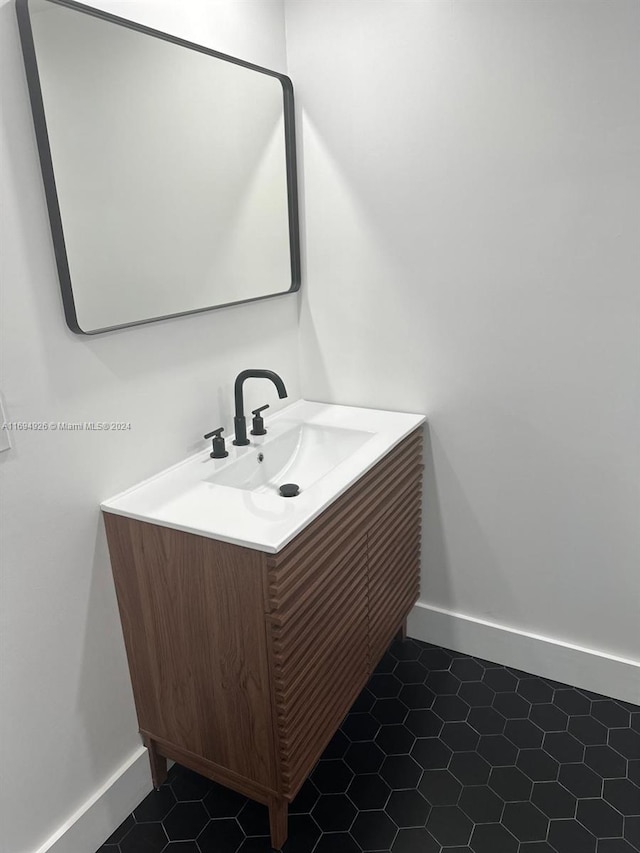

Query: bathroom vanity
(102, 401), (424, 849)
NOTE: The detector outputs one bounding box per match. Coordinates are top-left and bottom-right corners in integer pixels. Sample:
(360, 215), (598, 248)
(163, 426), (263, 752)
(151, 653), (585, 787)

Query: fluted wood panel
(265, 428), (423, 798)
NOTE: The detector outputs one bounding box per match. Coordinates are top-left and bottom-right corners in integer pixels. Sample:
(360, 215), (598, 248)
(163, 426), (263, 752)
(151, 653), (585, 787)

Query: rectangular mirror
(17, 0), (300, 334)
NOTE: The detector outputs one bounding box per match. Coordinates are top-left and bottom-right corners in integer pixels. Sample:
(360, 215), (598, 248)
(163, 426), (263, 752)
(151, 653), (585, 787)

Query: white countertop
(101, 400), (425, 553)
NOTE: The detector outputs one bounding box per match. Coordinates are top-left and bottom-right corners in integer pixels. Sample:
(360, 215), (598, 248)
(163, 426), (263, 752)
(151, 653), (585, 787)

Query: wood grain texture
(104, 515), (277, 791)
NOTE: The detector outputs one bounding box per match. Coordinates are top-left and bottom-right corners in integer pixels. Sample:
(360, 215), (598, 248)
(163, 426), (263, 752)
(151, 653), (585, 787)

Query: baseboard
(34, 746), (152, 853)
(407, 601), (640, 705)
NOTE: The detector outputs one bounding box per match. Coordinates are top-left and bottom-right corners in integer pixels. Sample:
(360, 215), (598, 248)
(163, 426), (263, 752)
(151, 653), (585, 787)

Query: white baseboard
(34, 746), (152, 853)
(408, 601), (640, 705)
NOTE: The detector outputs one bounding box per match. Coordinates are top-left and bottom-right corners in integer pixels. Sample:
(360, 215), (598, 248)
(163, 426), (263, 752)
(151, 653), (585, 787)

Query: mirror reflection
(19, 0), (300, 334)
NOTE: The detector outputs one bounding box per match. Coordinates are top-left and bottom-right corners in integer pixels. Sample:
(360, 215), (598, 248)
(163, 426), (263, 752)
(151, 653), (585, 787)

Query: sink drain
(279, 483), (300, 498)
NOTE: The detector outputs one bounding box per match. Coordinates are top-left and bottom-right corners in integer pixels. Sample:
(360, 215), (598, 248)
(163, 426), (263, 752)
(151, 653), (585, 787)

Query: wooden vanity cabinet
(103, 428), (423, 850)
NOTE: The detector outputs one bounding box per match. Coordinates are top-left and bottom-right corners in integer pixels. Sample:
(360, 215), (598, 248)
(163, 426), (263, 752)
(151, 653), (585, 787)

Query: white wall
(0, 3), (297, 852)
(287, 0), (640, 680)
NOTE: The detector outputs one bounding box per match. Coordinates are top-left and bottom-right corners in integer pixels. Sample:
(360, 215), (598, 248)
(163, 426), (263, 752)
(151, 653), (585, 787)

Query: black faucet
(233, 369), (287, 446)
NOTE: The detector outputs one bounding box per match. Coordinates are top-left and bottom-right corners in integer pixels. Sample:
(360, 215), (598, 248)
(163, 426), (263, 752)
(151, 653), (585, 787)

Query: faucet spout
(233, 369), (288, 446)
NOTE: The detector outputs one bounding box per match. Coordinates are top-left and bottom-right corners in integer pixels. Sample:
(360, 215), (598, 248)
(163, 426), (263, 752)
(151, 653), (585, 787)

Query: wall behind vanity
(287, 0), (640, 692)
(0, 3), (298, 852)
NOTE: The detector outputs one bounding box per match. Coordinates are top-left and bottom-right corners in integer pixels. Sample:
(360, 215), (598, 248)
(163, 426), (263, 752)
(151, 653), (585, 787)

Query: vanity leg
(395, 619), (407, 642)
(268, 796), (288, 850)
(145, 738), (167, 789)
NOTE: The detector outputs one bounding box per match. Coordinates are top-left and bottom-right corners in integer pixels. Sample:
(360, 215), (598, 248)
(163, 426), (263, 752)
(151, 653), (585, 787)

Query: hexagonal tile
(134, 786), (177, 822)
(311, 759), (354, 794)
(341, 712), (379, 742)
(289, 779), (320, 815)
(426, 804), (473, 846)
(489, 766), (533, 801)
(281, 814), (321, 852)
(202, 784), (246, 820)
(350, 687), (376, 713)
(418, 769), (462, 805)
(313, 833), (360, 853)
(163, 802), (209, 841)
(468, 706), (506, 735)
(596, 839), (639, 853)
(345, 740), (385, 774)
(372, 697), (409, 725)
(542, 732), (584, 764)
(375, 724), (415, 755)
(377, 652), (399, 673)
(237, 837), (273, 853)
(568, 715), (608, 746)
(449, 751), (491, 785)
(405, 709), (443, 738)
(346, 773), (391, 810)
(368, 672), (403, 698)
(517, 679), (553, 704)
(433, 694), (470, 722)
(351, 809), (397, 851)
(170, 767), (213, 801)
(322, 729), (350, 759)
(237, 800), (270, 836)
(628, 759), (640, 786)
(164, 841), (199, 852)
(385, 789), (431, 827)
(504, 719), (544, 749)
(469, 822), (518, 853)
(531, 781), (576, 818)
(585, 745), (627, 778)
(591, 701), (631, 729)
(197, 818), (244, 853)
(610, 727), (640, 760)
(459, 681), (495, 708)
(493, 692), (531, 719)
(395, 660), (428, 684)
(389, 638), (422, 661)
(380, 754), (422, 788)
(311, 793), (356, 832)
(576, 797), (623, 838)
(119, 823), (167, 853)
(391, 827), (440, 853)
(603, 777), (640, 815)
(502, 801), (548, 842)
(450, 658), (485, 682)
(411, 737), (452, 769)
(440, 722), (480, 752)
(529, 704), (568, 732)
(547, 818), (596, 853)
(482, 668), (518, 693)
(558, 762), (602, 798)
(477, 734), (518, 767)
(420, 647), (453, 671)
(425, 671), (461, 695)
(554, 689), (591, 716)
(624, 816), (640, 848)
(398, 683), (435, 710)
(459, 784), (504, 823)
(517, 749), (559, 782)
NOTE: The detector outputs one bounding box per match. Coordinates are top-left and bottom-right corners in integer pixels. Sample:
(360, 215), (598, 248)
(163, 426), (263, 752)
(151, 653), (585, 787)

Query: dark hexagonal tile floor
(96, 638), (640, 852)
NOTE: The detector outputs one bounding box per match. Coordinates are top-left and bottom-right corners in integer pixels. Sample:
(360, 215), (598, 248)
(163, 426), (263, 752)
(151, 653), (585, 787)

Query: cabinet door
(266, 532), (369, 798)
(367, 431), (423, 666)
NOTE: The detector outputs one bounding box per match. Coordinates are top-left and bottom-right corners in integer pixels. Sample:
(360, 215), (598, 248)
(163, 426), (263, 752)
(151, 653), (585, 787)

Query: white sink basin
(102, 400), (425, 553)
(207, 422), (373, 494)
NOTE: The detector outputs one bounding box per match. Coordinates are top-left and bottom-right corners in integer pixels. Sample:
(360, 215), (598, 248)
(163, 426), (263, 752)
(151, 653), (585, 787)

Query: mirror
(16, 0), (300, 334)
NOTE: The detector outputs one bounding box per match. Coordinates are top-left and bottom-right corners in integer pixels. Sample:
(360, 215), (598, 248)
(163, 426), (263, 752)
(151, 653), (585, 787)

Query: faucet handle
(250, 404), (269, 436)
(204, 427), (229, 459)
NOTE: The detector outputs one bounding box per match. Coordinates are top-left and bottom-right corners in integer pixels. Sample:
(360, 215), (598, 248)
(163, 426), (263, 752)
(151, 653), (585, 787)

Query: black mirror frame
(15, 0), (301, 335)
